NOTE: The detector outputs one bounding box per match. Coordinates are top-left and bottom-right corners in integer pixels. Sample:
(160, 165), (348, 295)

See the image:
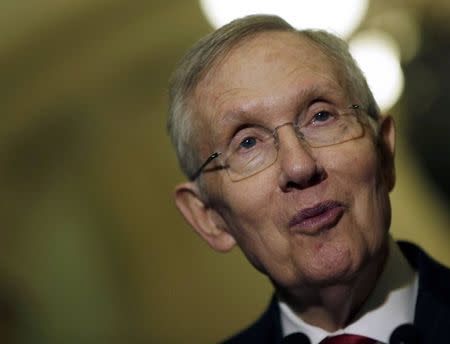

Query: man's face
(190, 31), (395, 289)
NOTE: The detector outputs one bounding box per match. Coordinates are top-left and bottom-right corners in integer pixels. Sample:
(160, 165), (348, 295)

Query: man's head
(168, 15), (380, 182)
(168, 15), (395, 291)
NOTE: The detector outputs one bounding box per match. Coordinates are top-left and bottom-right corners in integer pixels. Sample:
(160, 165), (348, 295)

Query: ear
(378, 115), (396, 191)
(174, 182), (236, 252)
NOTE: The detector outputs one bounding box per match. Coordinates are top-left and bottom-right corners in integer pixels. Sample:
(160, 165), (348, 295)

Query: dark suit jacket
(222, 241), (450, 344)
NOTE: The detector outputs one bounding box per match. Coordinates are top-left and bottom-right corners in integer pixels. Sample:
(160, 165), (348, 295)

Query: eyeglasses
(190, 104), (366, 181)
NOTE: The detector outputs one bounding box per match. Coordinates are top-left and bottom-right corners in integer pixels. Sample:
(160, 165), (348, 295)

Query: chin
(295, 246), (361, 287)
(268, 258), (358, 291)
(304, 267), (357, 287)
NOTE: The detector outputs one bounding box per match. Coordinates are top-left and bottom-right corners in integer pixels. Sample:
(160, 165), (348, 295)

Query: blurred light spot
(369, 9), (421, 62)
(199, 0), (369, 38)
(349, 30), (404, 112)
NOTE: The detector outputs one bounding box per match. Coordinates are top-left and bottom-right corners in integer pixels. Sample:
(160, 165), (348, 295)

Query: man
(167, 15), (450, 344)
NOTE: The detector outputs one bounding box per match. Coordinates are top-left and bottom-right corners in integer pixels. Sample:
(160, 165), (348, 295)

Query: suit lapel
(399, 241), (450, 344)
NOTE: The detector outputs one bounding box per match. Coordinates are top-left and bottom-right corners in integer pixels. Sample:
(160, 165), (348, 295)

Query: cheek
(217, 180), (265, 235)
(215, 176), (290, 271)
(333, 142), (390, 247)
(344, 144), (379, 184)
(330, 138), (380, 194)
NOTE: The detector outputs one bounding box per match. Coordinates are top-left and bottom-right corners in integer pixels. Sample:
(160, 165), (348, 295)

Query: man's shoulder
(398, 241), (450, 343)
(398, 241), (450, 284)
(221, 296), (282, 344)
(398, 240), (450, 304)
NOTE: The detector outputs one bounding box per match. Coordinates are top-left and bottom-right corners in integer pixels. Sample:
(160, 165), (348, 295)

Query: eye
(229, 126), (272, 154)
(312, 110), (333, 124)
(239, 137), (257, 149)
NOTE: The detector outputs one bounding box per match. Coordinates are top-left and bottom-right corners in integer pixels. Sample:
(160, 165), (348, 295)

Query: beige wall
(0, 1), (449, 343)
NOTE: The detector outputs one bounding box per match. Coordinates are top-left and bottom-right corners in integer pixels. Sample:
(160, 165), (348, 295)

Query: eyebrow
(210, 109), (255, 147)
(219, 84), (342, 121)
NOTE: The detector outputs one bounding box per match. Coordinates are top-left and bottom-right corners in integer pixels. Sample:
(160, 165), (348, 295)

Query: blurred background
(0, 0), (449, 343)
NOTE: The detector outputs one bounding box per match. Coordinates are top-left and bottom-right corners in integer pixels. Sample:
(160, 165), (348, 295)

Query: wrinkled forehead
(190, 31), (350, 150)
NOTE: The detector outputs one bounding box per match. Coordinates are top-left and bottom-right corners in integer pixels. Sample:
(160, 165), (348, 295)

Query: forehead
(192, 31), (349, 147)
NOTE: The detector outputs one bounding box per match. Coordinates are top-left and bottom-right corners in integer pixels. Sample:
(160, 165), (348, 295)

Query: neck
(277, 243), (389, 332)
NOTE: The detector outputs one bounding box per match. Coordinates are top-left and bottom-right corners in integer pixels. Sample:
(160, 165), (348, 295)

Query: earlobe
(174, 182), (236, 252)
(379, 115), (396, 191)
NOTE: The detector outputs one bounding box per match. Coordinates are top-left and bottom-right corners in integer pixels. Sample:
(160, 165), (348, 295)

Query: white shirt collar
(279, 238), (418, 344)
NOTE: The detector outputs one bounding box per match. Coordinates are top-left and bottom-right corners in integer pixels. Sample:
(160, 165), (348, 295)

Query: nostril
(284, 167), (327, 191)
(286, 181), (300, 189)
(311, 168), (327, 184)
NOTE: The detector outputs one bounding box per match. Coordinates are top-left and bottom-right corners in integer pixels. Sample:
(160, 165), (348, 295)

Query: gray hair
(167, 14), (380, 180)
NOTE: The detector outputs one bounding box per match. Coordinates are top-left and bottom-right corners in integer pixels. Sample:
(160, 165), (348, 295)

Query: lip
(289, 200), (345, 235)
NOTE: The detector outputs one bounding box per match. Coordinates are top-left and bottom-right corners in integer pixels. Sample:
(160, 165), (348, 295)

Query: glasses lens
(304, 112), (364, 148)
(226, 131), (277, 181)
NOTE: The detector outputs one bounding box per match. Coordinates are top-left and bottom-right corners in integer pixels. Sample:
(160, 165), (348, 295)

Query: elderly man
(167, 15), (450, 344)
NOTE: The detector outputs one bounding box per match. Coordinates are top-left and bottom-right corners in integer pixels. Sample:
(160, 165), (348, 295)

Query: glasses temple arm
(189, 152), (222, 181)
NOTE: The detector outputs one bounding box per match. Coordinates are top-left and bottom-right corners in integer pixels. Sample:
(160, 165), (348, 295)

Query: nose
(275, 124), (325, 191)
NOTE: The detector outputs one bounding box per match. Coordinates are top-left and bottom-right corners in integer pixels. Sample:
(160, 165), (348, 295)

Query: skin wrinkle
(193, 33), (352, 152)
(196, 81), (353, 164)
(180, 30), (395, 331)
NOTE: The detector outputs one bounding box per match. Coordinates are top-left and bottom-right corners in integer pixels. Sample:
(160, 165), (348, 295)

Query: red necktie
(319, 334), (377, 344)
